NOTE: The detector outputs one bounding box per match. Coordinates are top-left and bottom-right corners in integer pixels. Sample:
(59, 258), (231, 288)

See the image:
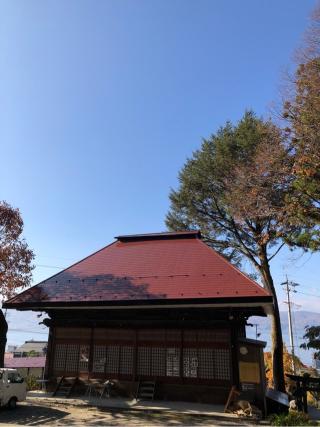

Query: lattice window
(92, 345), (106, 373)
(79, 345), (89, 371)
(65, 344), (79, 372)
(53, 344), (67, 370)
(106, 345), (120, 374)
(166, 347), (180, 377)
(213, 348), (231, 380)
(151, 347), (166, 377)
(183, 348), (198, 378)
(137, 347), (150, 376)
(198, 348), (215, 379)
(119, 346), (134, 375)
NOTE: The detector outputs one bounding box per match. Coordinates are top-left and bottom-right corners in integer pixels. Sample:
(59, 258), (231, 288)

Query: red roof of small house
(4, 356), (46, 369)
(4, 231), (271, 309)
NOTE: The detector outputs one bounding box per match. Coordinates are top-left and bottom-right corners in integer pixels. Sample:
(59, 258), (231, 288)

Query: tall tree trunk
(258, 249), (285, 392)
(270, 297), (285, 392)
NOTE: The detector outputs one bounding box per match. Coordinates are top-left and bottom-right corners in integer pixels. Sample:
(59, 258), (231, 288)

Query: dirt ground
(0, 398), (253, 426)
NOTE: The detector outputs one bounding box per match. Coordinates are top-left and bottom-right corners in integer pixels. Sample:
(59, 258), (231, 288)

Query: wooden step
(52, 376), (78, 398)
(139, 392), (154, 398)
(136, 379), (156, 400)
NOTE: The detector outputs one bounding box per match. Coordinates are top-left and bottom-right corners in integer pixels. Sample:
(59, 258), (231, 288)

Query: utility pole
(281, 276), (299, 375)
(247, 323), (261, 340)
(252, 323), (261, 340)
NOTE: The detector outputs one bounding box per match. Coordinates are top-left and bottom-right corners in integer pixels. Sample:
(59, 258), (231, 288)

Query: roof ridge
(116, 230), (201, 242)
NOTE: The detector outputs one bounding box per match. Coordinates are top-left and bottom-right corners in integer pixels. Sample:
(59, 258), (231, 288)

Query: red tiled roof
(4, 356), (46, 369)
(4, 231), (271, 308)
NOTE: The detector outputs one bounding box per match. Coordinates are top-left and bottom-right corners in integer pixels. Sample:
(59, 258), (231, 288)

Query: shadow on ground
(0, 403), (69, 426)
(0, 402), (250, 426)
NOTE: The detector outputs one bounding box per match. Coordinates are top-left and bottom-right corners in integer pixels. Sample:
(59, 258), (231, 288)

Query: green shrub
(25, 374), (40, 391)
(269, 412), (317, 426)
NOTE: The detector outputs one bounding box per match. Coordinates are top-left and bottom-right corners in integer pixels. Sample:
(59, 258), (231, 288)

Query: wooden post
(180, 329), (184, 381)
(88, 327), (94, 378)
(302, 377), (308, 414)
(132, 329), (138, 381)
(230, 323), (240, 388)
(45, 325), (55, 380)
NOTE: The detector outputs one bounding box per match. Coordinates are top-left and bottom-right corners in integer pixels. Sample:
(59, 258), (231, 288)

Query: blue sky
(1, 0), (319, 320)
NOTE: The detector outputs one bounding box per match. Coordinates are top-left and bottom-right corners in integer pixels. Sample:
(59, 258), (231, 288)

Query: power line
(7, 328), (48, 335)
(36, 255), (76, 262)
(295, 290), (320, 299)
(35, 264), (64, 269)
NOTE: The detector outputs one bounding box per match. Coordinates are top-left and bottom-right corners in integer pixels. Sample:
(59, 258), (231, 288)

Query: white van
(0, 368), (27, 409)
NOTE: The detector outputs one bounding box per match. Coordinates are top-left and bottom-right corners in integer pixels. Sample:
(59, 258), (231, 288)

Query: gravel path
(0, 398), (254, 426)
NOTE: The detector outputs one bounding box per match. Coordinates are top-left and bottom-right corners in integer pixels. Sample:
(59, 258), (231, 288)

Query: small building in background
(4, 352), (14, 359)
(4, 356), (46, 378)
(13, 340), (47, 358)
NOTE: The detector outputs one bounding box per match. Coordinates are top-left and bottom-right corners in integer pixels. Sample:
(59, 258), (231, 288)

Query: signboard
(239, 362), (260, 383)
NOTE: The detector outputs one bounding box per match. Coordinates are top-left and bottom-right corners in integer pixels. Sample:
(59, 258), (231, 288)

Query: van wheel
(8, 397), (17, 409)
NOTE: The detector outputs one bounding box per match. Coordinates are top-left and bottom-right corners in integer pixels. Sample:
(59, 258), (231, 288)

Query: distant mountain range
(4, 309), (320, 366)
(246, 310), (320, 366)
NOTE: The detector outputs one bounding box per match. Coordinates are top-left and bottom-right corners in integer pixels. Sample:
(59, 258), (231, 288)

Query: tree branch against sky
(0, 201), (34, 301)
(166, 111), (298, 391)
(283, 4), (320, 250)
(301, 325), (320, 359)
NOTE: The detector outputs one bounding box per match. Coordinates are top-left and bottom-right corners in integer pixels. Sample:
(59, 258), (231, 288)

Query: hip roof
(4, 231), (271, 309)
(4, 356), (46, 369)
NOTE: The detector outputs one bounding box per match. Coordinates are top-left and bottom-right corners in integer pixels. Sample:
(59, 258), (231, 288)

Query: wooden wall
(43, 307), (266, 406)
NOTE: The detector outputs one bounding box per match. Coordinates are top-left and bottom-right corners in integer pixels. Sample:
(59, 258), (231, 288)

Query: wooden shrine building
(4, 231), (272, 406)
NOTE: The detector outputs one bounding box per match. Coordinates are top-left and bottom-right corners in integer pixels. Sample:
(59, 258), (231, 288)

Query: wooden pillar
(179, 329), (184, 381)
(230, 322), (240, 388)
(45, 325), (55, 380)
(133, 329), (138, 381)
(259, 346), (267, 416)
(88, 327), (94, 378)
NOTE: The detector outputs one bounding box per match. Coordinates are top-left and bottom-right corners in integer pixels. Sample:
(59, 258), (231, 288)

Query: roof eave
(3, 295), (273, 312)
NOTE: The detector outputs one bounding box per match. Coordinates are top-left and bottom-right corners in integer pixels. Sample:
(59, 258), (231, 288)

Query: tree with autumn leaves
(0, 201), (34, 366)
(264, 346), (305, 389)
(166, 112), (296, 392)
(0, 201), (34, 300)
(166, 3), (320, 392)
(283, 5), (320, 248)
